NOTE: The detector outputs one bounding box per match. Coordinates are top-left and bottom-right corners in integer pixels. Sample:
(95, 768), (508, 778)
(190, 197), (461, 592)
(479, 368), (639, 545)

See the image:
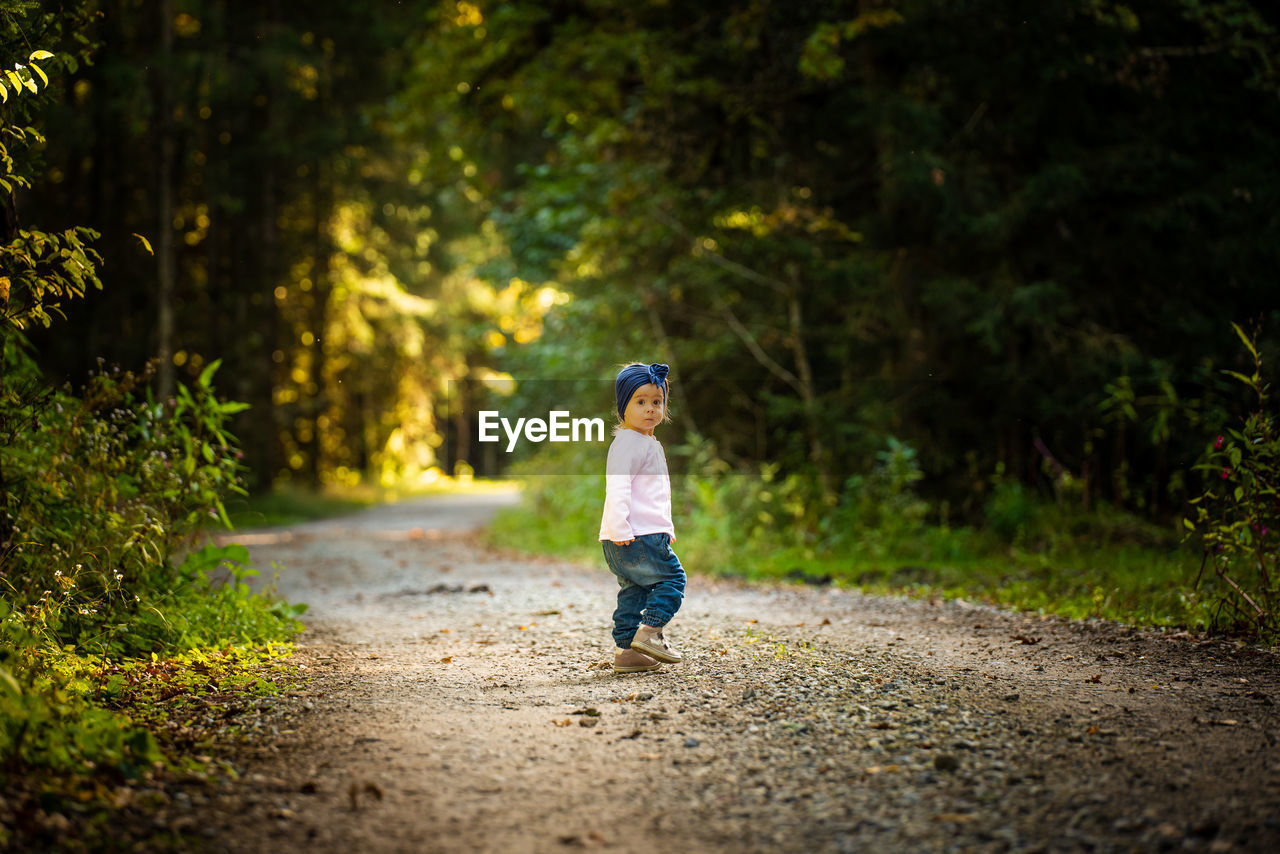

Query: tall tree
(397, 0), (1279, 515)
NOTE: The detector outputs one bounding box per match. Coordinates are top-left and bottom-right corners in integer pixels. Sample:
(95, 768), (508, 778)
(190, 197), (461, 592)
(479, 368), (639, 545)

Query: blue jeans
(601, 533), (686, 648)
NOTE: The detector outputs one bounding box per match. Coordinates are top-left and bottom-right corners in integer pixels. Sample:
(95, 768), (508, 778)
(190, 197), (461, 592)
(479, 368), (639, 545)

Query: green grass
(739, 540), (1206, 629)
(225, 486), (376, 529)
(226, 477), (519, 529)
(484, 476), (1216, 632)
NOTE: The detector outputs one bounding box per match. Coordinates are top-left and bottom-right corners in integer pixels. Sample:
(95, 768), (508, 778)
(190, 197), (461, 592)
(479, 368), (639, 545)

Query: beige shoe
(630, 624), (682, 664)
(613, 647), (662, 674)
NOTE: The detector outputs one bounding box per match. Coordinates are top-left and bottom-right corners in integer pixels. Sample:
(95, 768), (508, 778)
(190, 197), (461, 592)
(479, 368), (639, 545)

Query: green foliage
(0, 49), (55, 105)
(0, 40), (105, 333)
(0, 347), (304, 783)
(0, 223), (103, 329)
(0, 354), (253, 651)
(1, 590), (292, 787)
(0, 598), (163, 780)
(490, 432), (1208, 631)
(0, 6), (303, 845)
(395, 0), (1279, 527)
(1187, 324), (1280, 636)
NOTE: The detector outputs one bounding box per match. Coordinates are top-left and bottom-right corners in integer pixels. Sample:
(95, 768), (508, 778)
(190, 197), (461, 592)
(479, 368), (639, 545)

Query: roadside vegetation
(0, 16), (304, 850)
(489, 327), (1279, 640)
(224, 476), (516, 530)
(0, 348), (308, 850)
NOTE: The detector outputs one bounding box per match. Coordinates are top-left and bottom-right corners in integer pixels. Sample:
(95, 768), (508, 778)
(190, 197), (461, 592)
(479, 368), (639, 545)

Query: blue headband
(615, 363), (669, 420)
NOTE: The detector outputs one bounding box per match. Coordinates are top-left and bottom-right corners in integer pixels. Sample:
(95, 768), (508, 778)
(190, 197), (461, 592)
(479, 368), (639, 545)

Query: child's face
(622, 383), (665, 436)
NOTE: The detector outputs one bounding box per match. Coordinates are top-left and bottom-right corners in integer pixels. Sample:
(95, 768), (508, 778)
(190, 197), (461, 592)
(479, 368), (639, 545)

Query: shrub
(0, 347), (254, 654)
(0, 344), (304, 779)
(1187, 324), (1279, 637)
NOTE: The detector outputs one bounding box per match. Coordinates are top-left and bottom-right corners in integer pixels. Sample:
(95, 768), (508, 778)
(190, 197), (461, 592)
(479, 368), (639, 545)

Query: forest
(11, 0), (1276, 503)
(1, 0), (1278, 844)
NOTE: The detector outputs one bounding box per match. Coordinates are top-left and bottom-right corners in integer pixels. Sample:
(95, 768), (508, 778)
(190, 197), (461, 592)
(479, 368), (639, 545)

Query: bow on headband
(615, 363), (669, 420)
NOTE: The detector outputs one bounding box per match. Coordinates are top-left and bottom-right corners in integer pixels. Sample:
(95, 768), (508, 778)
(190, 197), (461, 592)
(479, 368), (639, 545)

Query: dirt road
(193, 492), (1280, 853)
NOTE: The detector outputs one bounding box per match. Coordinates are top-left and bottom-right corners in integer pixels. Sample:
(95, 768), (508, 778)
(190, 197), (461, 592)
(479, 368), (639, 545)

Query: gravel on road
(175, 493), (1280, 854)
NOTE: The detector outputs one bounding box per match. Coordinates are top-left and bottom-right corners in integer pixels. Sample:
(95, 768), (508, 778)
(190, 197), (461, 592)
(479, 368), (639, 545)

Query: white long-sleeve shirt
(598, 429), (674, 542)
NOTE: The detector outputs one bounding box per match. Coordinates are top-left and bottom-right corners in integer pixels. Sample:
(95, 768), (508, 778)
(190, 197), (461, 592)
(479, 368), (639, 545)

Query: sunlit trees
(25, 0), (565, 488)
(400, 0), (1279, 518)
(14, 0), (1280, 514)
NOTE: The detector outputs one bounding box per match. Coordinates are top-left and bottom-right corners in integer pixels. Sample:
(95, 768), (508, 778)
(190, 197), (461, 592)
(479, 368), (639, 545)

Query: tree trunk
(156, 0), (176, 400)
(786, 276), (832, 500)
(305, 157), (331, 488)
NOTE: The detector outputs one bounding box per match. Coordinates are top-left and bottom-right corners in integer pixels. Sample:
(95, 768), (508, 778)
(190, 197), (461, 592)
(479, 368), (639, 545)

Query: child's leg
(602, 540), (647, 648)
(631, 534), (686, 628)
(611, 581), (647, 649)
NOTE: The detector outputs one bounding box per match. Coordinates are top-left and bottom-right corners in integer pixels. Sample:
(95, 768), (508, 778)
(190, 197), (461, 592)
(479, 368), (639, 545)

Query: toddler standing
(599, 362), (686, 674)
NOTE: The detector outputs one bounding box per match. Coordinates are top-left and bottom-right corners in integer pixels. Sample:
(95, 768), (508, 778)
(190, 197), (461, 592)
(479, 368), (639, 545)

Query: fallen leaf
(553, 719), (573, 727)
(578, 718), (599, 728)
(821, 618), (832, 626)
(935, 813), (975, 823)
(439, 656), (453, 663)
(1011, 634), (1040, 644)
(1085, 674), (1102, 683)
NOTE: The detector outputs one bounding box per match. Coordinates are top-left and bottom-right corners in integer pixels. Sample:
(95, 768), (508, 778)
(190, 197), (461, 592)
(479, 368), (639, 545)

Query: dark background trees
(13, 0), (1280, 523)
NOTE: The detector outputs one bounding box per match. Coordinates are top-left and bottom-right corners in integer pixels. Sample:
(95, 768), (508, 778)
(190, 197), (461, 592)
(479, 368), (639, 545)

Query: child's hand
(670, 533), (677, 543)
(612, 538), (634, 546)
